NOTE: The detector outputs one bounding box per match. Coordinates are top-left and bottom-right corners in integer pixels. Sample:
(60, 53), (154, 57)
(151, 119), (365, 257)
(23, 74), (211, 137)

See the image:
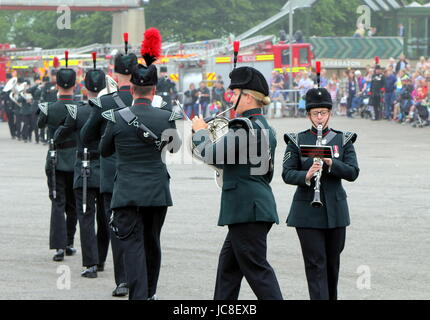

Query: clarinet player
(282, 63), (360, 300)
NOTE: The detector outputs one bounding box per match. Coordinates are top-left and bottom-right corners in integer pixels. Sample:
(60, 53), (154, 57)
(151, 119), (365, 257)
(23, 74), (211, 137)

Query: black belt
(76, 150), (100, 160)
(56, 140), (76, 149)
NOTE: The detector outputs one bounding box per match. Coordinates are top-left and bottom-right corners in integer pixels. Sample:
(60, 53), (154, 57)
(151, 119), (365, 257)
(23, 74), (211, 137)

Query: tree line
(0, 0), (425, 49)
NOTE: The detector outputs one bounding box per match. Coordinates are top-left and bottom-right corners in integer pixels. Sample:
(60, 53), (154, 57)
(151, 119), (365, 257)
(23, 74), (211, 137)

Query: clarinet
(311, 124), (324, 208)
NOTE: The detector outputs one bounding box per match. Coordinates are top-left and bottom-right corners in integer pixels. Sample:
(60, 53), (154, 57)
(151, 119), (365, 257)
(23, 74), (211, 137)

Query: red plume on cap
(141, 28), (162, 66)
(375, 56), (380, 65)
(123, 33), (129, 54)
(53, 56), (60, 68)
(233, 41), (240, 69)
(92, 52), (97, 69)
(233, 41), (240, 53)
(65, 50), (69, 68)
(316, 61), (322, 88)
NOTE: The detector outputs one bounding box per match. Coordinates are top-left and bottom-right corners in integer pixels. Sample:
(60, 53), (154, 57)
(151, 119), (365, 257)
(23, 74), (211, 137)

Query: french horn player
(282, 62), (360, 300)
(191, 48), (283, 299)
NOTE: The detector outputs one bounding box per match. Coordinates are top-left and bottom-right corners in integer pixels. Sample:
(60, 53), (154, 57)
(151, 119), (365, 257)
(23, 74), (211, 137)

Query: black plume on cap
(114, 53), (138, 75)
(305, 88), (332, 111)
(228, 66), (269, 96)
(130, 64), (158, 87)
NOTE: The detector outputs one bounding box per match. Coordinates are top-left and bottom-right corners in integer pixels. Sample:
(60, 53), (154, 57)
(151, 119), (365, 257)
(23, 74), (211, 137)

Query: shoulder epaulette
(65, 104), (77, 120)
(89, 97), (102, 108)
(168, 110), (183, 121)
(283, 132), (299, 147)
(101, 109), (116, 123)
(342, 131), (357, 146)
(38, 102), (49, 116)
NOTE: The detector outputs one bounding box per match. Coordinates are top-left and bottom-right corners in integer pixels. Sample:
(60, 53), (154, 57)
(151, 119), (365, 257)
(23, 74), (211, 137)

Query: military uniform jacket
(53, 102), (100, 190)
(156, 78), (176, 111)
(282, 127), (359, 229)
(37, 95), (79, 172)
(81, 86), (133, 194)
(41, 82), (58, 103)
(18, 96), (33, 116)
(192, 108), (279, 227)
(100, 98), (182, 209)
(28, 84), (42, 114)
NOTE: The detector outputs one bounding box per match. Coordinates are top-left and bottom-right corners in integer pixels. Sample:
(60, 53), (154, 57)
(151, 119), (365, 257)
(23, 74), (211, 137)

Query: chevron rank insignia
(89, 97), (102, 108)
(101, 109), (116, 123)
(283, 151), (291, 164)
(65, 104), (77, 120)
(38, 102), (49, 116)
(169, 110), (183, 121)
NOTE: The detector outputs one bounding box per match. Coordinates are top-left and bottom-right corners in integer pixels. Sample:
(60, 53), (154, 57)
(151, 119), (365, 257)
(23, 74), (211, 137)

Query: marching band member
(192, 63), (283, 300)
(282, 67), (360, 299)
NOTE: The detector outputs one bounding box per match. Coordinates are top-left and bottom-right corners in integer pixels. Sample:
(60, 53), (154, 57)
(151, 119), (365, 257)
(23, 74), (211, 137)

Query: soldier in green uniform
(28, 75), (43, 144)
(13, 77), (26, 141)
(37, 52), (79, 262)
(2, 73), (17, 139)
(53, 53), (108, 278)
(100, 42), (182, 300)
(80, 35), (137, 296)
(40, 70), (59, 144)
(19, 80), (34, 143)
(156, 66), (176, 111)
(192, 66), (283, 300)
(282, 87), (360, 300)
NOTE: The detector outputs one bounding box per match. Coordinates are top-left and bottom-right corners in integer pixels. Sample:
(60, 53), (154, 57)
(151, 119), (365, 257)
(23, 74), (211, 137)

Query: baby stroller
(411, 101), (429, 128)
(358, 94), (372, 119)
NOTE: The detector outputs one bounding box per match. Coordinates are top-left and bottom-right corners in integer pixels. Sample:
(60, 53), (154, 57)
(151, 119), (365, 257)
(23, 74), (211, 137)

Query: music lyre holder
(299, 145), (333, 159)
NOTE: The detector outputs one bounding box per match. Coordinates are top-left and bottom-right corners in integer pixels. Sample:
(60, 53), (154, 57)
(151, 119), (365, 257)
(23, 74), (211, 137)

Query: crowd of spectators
(266, 54), (430, 127)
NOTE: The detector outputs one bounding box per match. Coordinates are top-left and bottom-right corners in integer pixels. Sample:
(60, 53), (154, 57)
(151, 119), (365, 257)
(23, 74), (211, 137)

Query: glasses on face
(310, 110), (330, 117)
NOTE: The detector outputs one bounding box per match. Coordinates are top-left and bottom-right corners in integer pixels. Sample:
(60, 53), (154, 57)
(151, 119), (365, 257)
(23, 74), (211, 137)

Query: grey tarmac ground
(0, 115), (429, 300)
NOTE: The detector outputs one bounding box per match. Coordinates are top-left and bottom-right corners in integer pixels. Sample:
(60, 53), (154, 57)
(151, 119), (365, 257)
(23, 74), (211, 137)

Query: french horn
(175, 99), (234, 188)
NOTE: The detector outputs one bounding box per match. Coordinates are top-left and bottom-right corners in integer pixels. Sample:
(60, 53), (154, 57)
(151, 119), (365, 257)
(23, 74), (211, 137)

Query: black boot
(112, 283), (128, 297)
(81, 265), (98, 278)
(65, 245), (77, 256)
(53, 249), (65, 262)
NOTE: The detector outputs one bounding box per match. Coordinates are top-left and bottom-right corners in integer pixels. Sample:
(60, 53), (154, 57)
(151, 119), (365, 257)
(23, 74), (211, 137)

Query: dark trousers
(31, 112), (40, 143)
(372, 94), (382, 120)
(75, 188), (109, 267)
(384, 91), (395, 119)
(5, 107), (16, 138)
(296, 227), (346, 300)
(14, 113), (23, 139)
(347, 95), (354, 117)
(21, 114), (32, 141)
(103, 193), (127, 286)
(47, 170), (77, 250)
(112, 206), (167, 300)
(214, 222), (283, 300)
